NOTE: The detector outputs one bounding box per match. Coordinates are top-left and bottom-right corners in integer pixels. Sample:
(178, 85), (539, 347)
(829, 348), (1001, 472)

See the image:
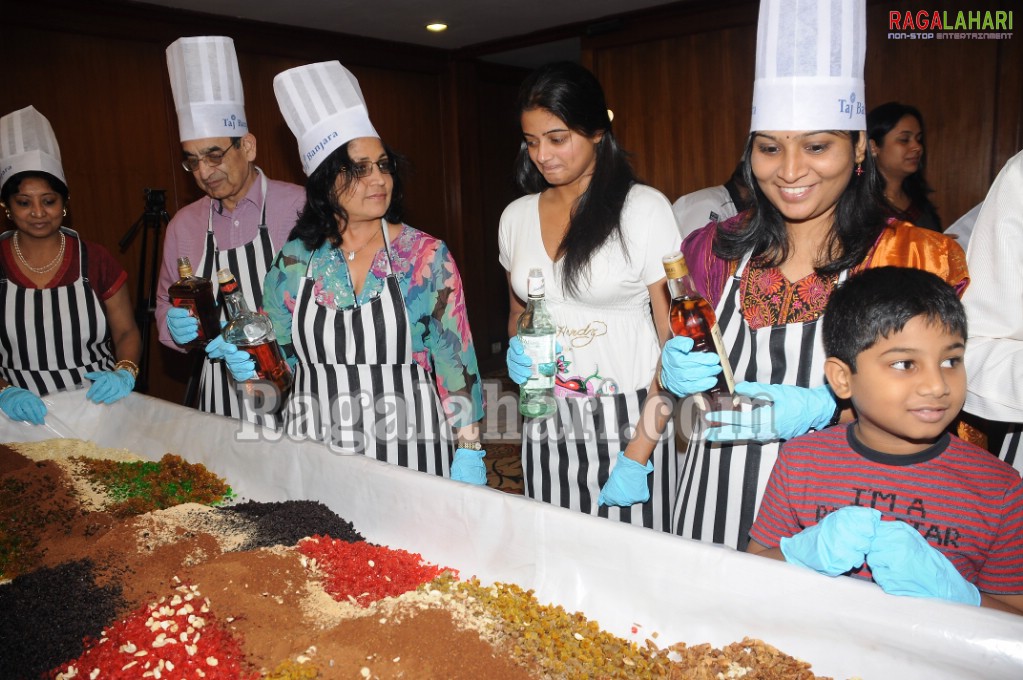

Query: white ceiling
(130, 0), (683, 66)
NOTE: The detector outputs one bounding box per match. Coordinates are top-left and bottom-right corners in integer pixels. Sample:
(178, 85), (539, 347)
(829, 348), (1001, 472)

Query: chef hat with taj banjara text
(273, 60), (379, 176)
(166, 35), (248, 142)
(751, 0), (867, 132)
(0, 106), (65, 191)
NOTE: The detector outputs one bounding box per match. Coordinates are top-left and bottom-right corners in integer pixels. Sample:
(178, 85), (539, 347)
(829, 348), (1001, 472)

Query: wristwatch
(457, 440), (483, 451)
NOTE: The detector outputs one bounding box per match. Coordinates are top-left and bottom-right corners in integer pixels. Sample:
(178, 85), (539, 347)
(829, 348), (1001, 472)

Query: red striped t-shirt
(750, 423), (1023, 594)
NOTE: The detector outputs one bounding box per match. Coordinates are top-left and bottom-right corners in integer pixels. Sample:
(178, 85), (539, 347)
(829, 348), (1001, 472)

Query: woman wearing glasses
(156, 36), (305, 427)
(234, 61), (486, 482)
(0, 106), (142, 425)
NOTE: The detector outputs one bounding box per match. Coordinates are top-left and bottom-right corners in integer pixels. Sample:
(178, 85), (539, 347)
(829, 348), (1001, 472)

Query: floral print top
(740, 258), (840, 330)
(262, 224), (484, 426)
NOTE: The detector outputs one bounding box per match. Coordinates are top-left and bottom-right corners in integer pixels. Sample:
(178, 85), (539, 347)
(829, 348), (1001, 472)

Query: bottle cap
(662, 252), (689, 278)
(177, 256), (193, 277)
(216, 268), (236, 284)
(527, 267), (545, 298)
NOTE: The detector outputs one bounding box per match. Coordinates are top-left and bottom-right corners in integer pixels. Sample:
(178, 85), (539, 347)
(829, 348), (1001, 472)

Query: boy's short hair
(823, 266), (967, 371)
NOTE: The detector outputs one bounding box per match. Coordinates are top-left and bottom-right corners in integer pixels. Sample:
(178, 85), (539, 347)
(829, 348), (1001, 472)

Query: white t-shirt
(499, 184), (680, 395)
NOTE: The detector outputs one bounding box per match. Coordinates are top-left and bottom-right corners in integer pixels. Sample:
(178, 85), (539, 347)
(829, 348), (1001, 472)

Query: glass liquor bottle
(662, 252), (736, 408)
(168, 256), (221, 350)
(517, 268), (557, 418)
(217, 268), (293, 396)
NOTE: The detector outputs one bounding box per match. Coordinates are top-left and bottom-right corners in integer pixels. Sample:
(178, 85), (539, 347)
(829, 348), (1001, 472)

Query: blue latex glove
(659, 336), (722, 398)
(779, 506), (881, 576)
(206, 336), (256, 381)
(705, 382), (836, 443)
(598, 451), (653, 507)
(167, 306), (200, 345)
(506, 336), (560, 386)
(450, 447), (488, 485)
(84, 369), (136, 404)
(506, 336), (532, 385)
(0, 386), (47, 425)
(867, 520), (981, 606)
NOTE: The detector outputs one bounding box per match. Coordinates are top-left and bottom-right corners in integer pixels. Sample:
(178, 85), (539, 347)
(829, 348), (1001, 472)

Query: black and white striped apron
(672, 253), (847, 549)
(998, 426), (1022, 475)
(284, 220), (453, 474)
(0, 228), (114, 395)
(194, 172), (278, 428)
(522, 373), (677, 532)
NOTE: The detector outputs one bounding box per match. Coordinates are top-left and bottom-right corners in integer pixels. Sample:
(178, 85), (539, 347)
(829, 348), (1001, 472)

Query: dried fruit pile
(0, 440), (835, 679)
(52, 581), (257, 680)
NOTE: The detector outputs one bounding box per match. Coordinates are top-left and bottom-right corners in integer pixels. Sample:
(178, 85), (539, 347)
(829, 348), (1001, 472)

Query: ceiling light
(425, 22), (448, 32)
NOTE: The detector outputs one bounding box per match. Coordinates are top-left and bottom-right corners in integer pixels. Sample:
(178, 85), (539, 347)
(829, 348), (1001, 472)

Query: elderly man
(156, 36), (304, 427)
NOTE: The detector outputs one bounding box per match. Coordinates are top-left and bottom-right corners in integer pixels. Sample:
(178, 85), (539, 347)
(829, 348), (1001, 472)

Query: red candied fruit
(298, 536), (454, 607)
(50, 583), (257, 679)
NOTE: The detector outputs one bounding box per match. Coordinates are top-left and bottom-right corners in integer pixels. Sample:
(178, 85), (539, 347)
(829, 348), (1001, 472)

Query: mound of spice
(228, 500), (364, 549)
(1, 559), (123, 679)
(298, 536), (453, 607)
(51, 580), (258, 680)
(1, 458), (82, 580)
(77, 453), (233, 517)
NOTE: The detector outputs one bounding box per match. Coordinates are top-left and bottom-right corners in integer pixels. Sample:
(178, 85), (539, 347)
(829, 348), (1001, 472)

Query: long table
(3, 390), (1022, 679)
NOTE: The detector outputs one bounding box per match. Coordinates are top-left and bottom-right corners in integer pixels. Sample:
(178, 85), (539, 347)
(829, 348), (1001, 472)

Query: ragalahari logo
(888, 9), (1013, 40)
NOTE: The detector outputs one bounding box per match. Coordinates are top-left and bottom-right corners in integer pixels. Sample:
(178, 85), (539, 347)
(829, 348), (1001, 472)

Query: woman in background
(867, 102), (942, 232)
(0, 106), (141, 425)
(500, 62), (680, 531)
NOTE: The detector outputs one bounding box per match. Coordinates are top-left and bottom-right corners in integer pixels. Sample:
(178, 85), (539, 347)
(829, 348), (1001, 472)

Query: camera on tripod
(144, 188), (166, 214)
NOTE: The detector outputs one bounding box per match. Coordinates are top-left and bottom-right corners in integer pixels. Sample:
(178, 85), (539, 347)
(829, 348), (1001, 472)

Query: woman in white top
(498, 62), (680, 531)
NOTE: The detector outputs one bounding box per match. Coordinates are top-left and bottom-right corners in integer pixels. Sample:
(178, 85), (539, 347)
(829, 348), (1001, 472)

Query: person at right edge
(650, 0), (969, 550)
(155, 36), (304, 428)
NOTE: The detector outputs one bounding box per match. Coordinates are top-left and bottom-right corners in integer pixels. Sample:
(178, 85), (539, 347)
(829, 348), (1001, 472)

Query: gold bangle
(656, 372), (666, 392)
(114, 359), (139, 378)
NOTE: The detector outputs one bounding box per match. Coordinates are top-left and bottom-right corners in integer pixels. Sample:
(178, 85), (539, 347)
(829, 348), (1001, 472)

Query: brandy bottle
(217, 268), (293, 396)
(662, 252), (736, 408)
(168, 256), (221, 350)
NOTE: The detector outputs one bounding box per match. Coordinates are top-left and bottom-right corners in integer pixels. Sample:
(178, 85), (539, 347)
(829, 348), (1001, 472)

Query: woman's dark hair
(823, 266), (966, 371)
(514, 61), (637, 296)
(867, 102), (940, 230)
(714, 131), (888, 276)
(289, 141), (405, 251)
(1, 171), (70, 204)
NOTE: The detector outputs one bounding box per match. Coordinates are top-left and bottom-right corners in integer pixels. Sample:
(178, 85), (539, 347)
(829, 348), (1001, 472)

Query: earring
(62, 208), (68, 217)
(855, 163), (863, 177)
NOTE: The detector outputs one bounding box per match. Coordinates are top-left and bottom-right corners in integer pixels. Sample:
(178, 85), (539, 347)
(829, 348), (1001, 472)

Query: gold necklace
(342, 228), (380, 261)
(12, 232), (66, 274)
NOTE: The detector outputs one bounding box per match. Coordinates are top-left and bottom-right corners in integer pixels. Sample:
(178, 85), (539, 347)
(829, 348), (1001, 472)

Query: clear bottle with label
(517, 268), (557, 419)
(662, 252), (736, 409)
(217, 268), (293, 396)
(168, 256), (221, 350)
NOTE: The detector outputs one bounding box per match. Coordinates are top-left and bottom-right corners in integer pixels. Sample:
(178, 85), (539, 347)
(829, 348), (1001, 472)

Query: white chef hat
(0, 106), (65, 192)
(751, 0), (867, 132)
(166, 36), (248, 142)
(273, 61), (379, 176)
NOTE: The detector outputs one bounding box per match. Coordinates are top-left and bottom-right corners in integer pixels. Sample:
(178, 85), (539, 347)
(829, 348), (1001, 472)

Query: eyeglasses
(343, 159), (395, 179)
(181, 142), (238, 172)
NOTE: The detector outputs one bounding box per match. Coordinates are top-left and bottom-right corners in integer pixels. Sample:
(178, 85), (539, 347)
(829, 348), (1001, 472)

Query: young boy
(747, 266), (1023, 615)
